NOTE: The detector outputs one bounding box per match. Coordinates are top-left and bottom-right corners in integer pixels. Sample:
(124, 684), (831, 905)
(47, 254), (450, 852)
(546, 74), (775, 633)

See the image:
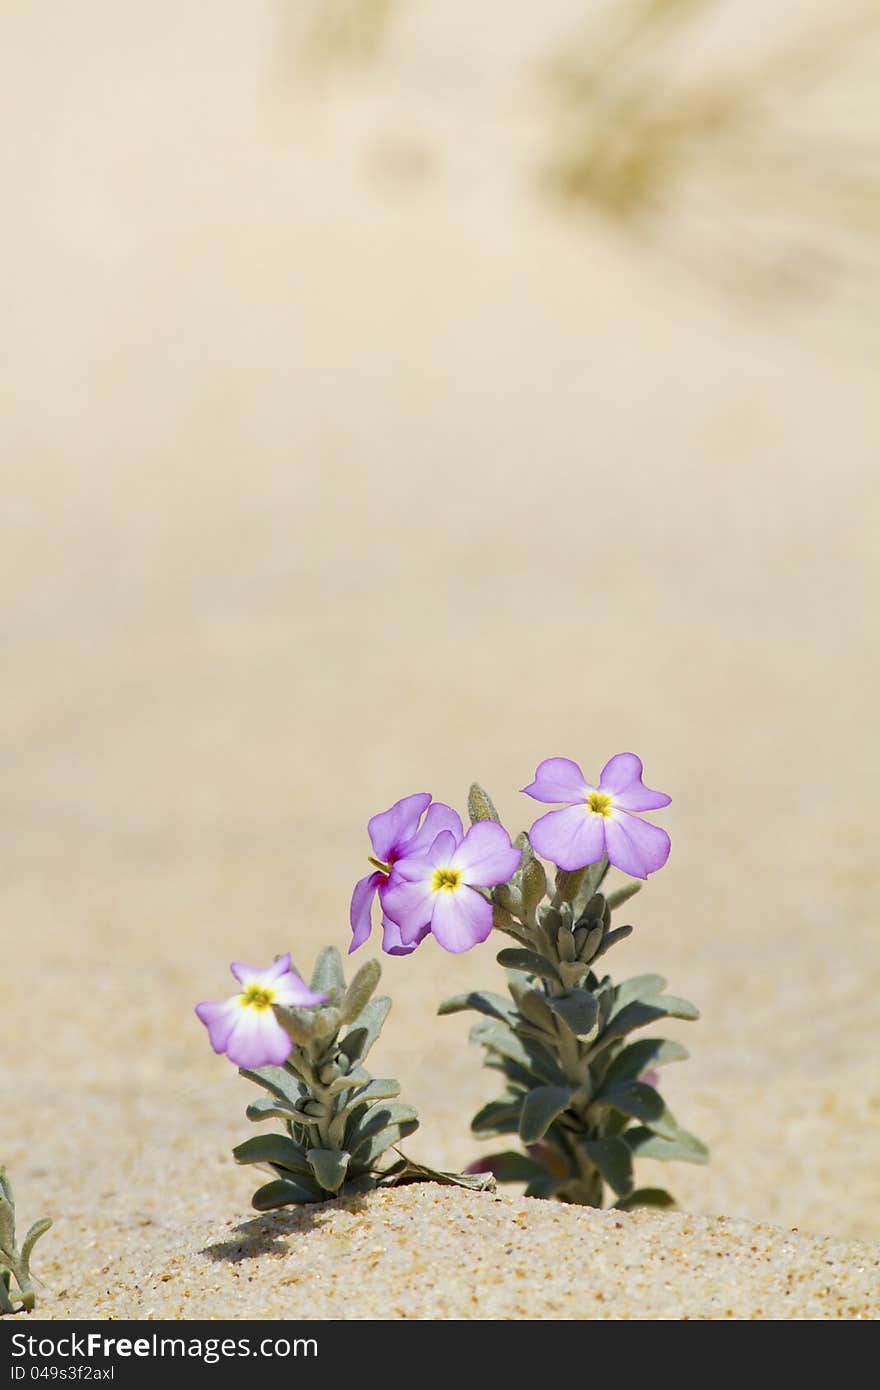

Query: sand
(2, 1), (879, 1321)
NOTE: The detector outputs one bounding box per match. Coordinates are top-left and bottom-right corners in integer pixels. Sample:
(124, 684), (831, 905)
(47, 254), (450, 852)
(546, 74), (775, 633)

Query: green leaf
(468, 783), (500, 824)
(592, 924), (633, 959)
(324, 1065), (370, 1096)
(245, 1095), (300, 1125)
(339, 996), (391, 1063)
(496, 948), (561, 984)
(470, 1021), (563, 1085)
(351, 1120), (419, 1166)
(554, 865), (588, 903)
(310, 946), (346, 997)
(614, 1187), (676, 1212)
(519, 1086), (573, 1144)
(583, 1137), (634, 1197)
(605, 881), (642, 911)
(625, 1127), (710, 1164)
(592, 995), (700, 1052)
(471, 1098), (523, 1135)
(335, 1078), (401, 1117)
(593, 1081), (681, 1137)
(547, 989), (599, 1037)
(613, 974), (668, 1010)
(307, 1148), (351, 1193)
(239, 1065), (303, 1108)
(348, 1103), (419, 1149)
(438, 991), (518, 1025)
(601, 1037), (689, 1086)
(20, 1220), (51, 1273)
(251, 1178), (322, 1210)
(273, 1003), (323, 1046)
(520, 858), (547, 918)
(232, 1134), (311, 1174)
(339, 958), (381, 1026)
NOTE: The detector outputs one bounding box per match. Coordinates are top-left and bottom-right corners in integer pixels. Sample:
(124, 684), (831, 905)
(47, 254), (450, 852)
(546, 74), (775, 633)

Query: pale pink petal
(450, 821), (521, 886)
(195, 997), (240, 1054)
(381, 914), (429, 956)
(604, 811), (670, 879)
(229, 961), (261, 986)
(380, 874), (436, 943)
(349, 871), (383, 952)
(404, 801), (463, 855)
(528, 804), (607, 871)
(599, 752), (671, 812)
(521, 757), (591, 805)
(226, 1008), (293, 1068)
(430, 887), (493, 953)
(368, 793), (432, 860)
(272, 972), (328, 1007)
(393, 829), (458, 879)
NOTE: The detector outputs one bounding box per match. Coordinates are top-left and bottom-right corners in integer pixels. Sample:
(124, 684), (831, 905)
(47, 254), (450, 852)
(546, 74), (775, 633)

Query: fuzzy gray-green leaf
(307, 1148), (350, 1193)
(352, 1119), (419, 1165)
(605, 881), (642, 911)
(592, 1080), (671, 1131)
(519, 1086), (573, 1144)
(613, 974), (668, 1010)
(601, 1037), (689, 1085)
(468, 783), (500, 824)
(339, 958), (381, 1025)
(593, 995), (700, 1052)
(239, 1065), (303, 1108)
(583, 1137), (634, 1196)
(592, 924), (633, 959)
(438, 991), (519, 1025)
(310, 945), (346, 998)
(233, 1134), (312, 1174)
(471, 1097), (523, 1135)
(520, 857), (547, 918)
(251, 1177), (322, 1209)
(625, 1126), (710, 1164)
(19, 1220), (51, 1273)
(548, 988), (599, 1037)
(496, 948), (561, 984)
(335, 1078), (401, 1117)
(339, 995), (391, 1063)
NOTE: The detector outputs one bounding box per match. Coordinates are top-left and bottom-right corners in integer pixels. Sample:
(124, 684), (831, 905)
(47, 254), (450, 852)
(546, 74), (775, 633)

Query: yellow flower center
(241, 983), (275, 1011)
(586, 791), (613, 817)
(431, 866), (462, 893)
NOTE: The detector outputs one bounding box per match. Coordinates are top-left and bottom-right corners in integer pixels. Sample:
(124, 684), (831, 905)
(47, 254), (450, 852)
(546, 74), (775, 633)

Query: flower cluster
(350, 752), (670, 956)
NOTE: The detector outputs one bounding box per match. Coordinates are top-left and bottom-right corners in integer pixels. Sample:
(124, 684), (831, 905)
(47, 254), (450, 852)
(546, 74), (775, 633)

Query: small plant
(351, 753), (707, 1210)
(0, 1168), (51, 1314)
(197, 947), (489, 1208)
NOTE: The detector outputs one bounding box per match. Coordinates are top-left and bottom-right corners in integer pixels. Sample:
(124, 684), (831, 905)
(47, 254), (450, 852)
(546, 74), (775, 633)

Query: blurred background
(2, 0), (879, 1266)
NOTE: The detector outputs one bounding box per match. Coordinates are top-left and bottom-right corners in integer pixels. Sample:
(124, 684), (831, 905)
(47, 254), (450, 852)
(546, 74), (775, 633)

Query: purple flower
(382, 822), (521, 954)
(522, 753), (671, 880)
(196, 954), (327, 1068)
(350, 792), (463, 955)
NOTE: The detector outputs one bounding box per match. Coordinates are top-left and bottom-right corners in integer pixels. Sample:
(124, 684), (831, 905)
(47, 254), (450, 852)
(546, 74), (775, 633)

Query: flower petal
(195, 997), (240, 1054)
(368, 792), (432, 860)
(230, 953), (293, 988)
(599, 752), (671, 812)
(380, 874), (436, 943)
(229, 961), (261, 987)
(430, 887), (493, 953)
(272, 972), (328, 1008)
(521, 757), (590, 805)
(380, 914), (429, 956)
(349, 871), (383, 952)
(404, 801), (463, 855)
(604, 811), (670, 879)
(528, 804), (606, 871)
(393, 830), (458, 878)
(450, 821), (521, 886)
(226, 1007), (293, 1068)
